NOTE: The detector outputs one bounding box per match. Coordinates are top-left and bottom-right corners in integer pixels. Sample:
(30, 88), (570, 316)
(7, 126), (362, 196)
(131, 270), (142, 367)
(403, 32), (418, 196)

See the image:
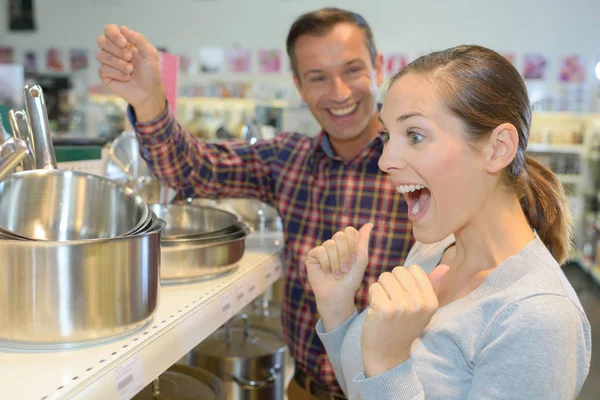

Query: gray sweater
(317, 235), (591, 399)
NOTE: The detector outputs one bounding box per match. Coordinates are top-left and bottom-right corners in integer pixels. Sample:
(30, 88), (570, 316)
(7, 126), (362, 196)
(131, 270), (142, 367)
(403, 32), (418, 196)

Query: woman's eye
(379, 130), (390, 144)
(408, 131), (424, 144)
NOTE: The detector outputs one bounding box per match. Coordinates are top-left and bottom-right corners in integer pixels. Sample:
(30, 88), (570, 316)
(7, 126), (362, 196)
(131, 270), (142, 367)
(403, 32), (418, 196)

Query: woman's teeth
(411, 201), (420, 215)
(395, 184), (426, 194)
(329, 104), (358, 116)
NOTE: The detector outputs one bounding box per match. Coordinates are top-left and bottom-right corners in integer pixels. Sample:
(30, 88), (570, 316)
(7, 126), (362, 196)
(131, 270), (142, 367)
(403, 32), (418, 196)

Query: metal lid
(133, 364), (225, 400)
(194, 315), (287, 360)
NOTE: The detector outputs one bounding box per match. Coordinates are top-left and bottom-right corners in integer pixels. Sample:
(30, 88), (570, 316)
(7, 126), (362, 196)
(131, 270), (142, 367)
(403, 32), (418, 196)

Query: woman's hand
(361, 263), (449, 377)
(305, 223), (373, 331)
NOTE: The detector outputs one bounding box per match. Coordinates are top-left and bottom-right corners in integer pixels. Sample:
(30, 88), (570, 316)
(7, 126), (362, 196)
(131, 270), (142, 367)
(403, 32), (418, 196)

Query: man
(97, 8), (413, 399)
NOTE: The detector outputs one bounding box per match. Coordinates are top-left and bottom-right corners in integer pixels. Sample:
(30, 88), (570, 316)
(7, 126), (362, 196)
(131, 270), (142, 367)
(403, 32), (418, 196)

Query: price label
(220, 291), (234, 321)
(247, 275), (259, 298)
(114, 354), (145, 400)
(234, 282), (246, 308)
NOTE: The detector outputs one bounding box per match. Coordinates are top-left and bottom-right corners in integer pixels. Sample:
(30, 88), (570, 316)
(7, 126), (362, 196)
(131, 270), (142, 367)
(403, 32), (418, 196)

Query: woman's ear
(485, 123), (519, 174)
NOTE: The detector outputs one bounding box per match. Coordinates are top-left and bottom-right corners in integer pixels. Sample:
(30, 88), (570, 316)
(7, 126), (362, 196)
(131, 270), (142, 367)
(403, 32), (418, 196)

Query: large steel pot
(0, 169), (149, 241)
(0, 219), (164, 350)
(187, 314), (287, 400)
(161, 223), (250, 284)
(133, 364), (226, 400)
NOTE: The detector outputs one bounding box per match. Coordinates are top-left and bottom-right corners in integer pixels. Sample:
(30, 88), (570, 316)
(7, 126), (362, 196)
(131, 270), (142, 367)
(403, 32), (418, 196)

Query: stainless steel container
(105, 130), (177, 204)
(150, 203), (238, 240)
(161, 223), (250, 284)
(133, 364), (226, 400)
(0, 169), (149, 241)
(0, 219), (164, 349)
(187, 314), (287, 400)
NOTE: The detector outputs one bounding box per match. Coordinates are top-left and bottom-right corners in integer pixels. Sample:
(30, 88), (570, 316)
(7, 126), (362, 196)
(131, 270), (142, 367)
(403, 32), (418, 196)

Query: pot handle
(225, 313), (252, 342)
(230, 366), (281, 390)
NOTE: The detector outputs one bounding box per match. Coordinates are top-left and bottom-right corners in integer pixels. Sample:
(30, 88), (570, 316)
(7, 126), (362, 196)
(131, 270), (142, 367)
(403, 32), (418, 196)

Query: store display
(259, 49), (281, 73)
(188, 314), (287, 400)
(0, 46), (14, 63)
(46, 48), (64, 72)
(0, 85), (167, 350)
(523, 53), (548, 80)
(70, 48), (89, 71)
(227, 48), (252, 73)
(199, 47), (225, 73)
(149, 203), (250, 284)
(133, 364), (226, 400)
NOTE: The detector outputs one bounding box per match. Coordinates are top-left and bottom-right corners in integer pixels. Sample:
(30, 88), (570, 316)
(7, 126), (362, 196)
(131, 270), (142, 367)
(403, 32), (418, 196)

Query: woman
(305, 45), (591, 400)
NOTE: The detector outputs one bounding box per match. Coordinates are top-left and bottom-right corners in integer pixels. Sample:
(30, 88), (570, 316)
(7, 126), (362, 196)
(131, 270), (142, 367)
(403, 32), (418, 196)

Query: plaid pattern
(131, 106), (414, 395)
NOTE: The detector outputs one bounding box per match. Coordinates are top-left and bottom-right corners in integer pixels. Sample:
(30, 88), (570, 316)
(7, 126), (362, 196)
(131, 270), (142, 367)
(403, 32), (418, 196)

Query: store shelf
(526, 143), (587, 154)
(557, 174), (585, 185)
(0, 230), (284, 400)
(590, 267), (600, 286)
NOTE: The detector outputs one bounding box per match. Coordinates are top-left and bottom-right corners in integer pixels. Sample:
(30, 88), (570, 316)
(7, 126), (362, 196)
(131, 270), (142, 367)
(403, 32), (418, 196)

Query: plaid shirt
(130, 106), (413, 395)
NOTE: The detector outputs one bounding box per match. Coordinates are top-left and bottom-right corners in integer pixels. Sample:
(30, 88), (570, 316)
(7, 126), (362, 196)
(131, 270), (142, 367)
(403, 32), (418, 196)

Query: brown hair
(388, 45), (572, 263)
(286, 7), (377, 80)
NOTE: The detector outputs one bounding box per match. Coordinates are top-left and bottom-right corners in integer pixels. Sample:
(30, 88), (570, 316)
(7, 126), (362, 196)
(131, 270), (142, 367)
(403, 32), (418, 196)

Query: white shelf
(0, 230), (284, 400)
(557, 174), (585, 185)
(526, 143), (586, 154)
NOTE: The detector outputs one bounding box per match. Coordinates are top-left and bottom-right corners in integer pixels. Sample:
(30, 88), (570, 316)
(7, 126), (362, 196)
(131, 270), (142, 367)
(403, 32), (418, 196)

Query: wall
(1, 0), (599, 82)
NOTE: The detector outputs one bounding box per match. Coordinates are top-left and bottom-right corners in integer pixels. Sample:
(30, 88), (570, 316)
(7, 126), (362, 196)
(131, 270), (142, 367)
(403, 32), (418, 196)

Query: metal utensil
(0, 169), (149, 241)
(0, 137), (33, 184)
(23, 84), (58, 170)
(7, 109), (36, 170)
(0, 218), (164, 349)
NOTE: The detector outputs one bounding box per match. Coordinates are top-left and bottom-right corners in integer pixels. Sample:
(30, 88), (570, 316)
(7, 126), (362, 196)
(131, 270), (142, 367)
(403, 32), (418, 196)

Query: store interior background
(1, 0), (600, 398)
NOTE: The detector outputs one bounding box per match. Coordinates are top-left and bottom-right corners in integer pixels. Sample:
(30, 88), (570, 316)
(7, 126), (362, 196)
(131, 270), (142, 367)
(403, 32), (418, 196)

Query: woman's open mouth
(396, 184), (431, 222)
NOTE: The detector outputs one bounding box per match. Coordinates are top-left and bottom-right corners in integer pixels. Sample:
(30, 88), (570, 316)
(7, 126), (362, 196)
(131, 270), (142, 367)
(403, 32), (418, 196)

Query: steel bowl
(161, 223), (250, 284)
(149, 203), (238, 240)
(0, 218), (164, 349)
(105, 131), (177, 204)
(0, 169), (149, 241)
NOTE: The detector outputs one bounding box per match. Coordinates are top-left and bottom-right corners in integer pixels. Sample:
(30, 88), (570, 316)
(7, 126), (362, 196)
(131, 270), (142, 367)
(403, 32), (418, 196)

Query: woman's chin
(412, 224), (452, 245)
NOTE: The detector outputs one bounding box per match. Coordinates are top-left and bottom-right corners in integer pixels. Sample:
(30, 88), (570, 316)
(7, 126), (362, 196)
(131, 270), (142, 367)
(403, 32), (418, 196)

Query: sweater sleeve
(467, 294), (591, 400)
(316, 310), (359, 396)
(354, 359), (424, 400)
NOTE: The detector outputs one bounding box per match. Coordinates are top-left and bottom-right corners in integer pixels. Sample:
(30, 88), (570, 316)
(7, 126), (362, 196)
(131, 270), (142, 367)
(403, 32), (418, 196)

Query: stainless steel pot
(187, 314), (287, 400)
(0, 169), (149, 241)
(133, 364), (226, 400)
(161, 223), (250, 284)
(149, 203), (238, 240)
(0, 218), (164, 349)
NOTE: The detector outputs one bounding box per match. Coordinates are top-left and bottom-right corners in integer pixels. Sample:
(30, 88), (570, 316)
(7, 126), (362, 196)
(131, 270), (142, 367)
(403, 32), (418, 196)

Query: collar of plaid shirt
(126, 103), (413, 396)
